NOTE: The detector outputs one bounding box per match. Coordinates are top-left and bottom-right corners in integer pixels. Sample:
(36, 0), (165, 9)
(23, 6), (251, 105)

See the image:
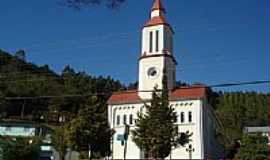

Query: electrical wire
(4, 80), (270, 100)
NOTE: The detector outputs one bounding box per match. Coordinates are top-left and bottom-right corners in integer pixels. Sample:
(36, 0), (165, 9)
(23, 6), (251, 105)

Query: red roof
(108, 86), (208, 105)
(144, 16), (170, 27)
(108, 90), (142, 105)
(152, 0), (165, 12)
(170, 86), (208, 100)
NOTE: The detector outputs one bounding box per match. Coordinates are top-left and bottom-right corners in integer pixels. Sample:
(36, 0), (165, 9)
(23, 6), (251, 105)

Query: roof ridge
(111, 90), (138, 95)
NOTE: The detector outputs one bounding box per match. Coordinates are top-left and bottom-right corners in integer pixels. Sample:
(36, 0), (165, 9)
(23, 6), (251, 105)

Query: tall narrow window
(123, 115), (127, 125)
(129, 114), (133, 125)
(181, 112), (185, 123)
(188, 111), (192, 123)
(117, 115), (120, 126)
(156, 30), (159, 52)
(149, 31), (153, 53)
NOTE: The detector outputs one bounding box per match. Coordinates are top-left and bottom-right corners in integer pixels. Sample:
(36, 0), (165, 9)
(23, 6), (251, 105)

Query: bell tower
(138, 0), (177, 99)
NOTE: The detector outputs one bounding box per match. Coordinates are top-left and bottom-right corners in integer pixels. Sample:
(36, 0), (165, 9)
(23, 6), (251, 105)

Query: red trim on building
(108, 90), (142, 105)
(170, 86), (208, 101)
(144, 16), (168, 27)
(108, 86), (208, 105)
(143, 16), (174, 33)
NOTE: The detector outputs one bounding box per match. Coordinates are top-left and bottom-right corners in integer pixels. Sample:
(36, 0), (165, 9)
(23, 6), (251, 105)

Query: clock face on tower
(147, 67), (159, 79)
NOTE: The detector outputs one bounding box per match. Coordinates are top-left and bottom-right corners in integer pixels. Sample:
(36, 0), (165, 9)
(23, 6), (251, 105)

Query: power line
(210, 80), (270, 88)
(4, 80), (270, 100)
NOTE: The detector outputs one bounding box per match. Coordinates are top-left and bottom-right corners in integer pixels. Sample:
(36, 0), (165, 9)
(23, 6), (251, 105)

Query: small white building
(108, 0), (223, 159)
(244, 126), (270, 145)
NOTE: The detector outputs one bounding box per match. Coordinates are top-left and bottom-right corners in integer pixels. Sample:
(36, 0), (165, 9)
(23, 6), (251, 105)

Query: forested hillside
(0, 49), (125, 121)
(1, 49), (270, 158)
(214, 92), (270, 158)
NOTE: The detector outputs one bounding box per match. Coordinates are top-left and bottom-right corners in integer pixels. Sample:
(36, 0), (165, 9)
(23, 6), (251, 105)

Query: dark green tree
(3, 137), (41, 160)
(234, 134), (270, 160)
(132, 76), (191, 159)
(215, 92), (270, 159)
(0, 49), (125, 122)
(66, 96), (112, 159)
(51, 126), (69, 160)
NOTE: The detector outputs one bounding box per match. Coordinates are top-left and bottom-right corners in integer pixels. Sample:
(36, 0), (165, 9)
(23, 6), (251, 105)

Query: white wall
(109, 103), (143, 159)
(138, 56), (176, 100)
(142, 25), (165, 55)
(138, 56), (165, 99)
(0, 126), (36, 137)
(109, 99), (207, 159)
(151, 10), (165, 18)
(169, 99), (204, 159)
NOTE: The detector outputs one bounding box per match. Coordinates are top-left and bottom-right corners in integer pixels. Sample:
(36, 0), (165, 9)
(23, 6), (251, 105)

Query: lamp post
(123, 124), (130, 160)
(186, 144), (195, 160)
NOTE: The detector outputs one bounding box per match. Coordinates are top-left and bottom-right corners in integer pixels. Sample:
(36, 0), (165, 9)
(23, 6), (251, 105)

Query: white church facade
(108, 0), (224, 159)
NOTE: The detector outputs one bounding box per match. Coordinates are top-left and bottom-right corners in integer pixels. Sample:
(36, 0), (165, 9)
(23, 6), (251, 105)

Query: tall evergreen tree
(66, 96), (112, 159)
(132, 75), (190, 159)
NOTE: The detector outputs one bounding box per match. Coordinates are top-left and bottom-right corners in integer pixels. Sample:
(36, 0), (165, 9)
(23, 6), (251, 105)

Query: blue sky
(1, 0), (270, 92)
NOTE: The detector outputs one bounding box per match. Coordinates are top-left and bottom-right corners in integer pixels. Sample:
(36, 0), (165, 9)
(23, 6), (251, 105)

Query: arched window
(129, 114), (133, 125)
(188, 111), (192, 123)
(123, 115), (127, 125)
(181, 112), (185, 123)
(117, 115), (120, 126)
(156, 30), (159, 52)
(149, 31), (153, 53)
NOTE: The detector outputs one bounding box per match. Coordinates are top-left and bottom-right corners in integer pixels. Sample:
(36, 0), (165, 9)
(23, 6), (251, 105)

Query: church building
(108, 0), (223, 159)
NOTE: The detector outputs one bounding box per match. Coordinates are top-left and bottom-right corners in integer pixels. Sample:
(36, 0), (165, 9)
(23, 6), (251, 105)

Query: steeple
(152, 0), (166, 13)
(142, 0), (174, 56)
(150, 0), (166, 19)
(138, 0), (176, 99)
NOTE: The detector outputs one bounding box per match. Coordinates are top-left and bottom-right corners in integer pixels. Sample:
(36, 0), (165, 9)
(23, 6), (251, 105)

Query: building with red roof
(108, 0), (224, 159)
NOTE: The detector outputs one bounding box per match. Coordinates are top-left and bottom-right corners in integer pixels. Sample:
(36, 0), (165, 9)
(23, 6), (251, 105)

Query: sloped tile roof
(170, 86), (208, 100)
(108, 86), (208, 105)
(108, 90), (142, 105)
(144, 16), (170, 27)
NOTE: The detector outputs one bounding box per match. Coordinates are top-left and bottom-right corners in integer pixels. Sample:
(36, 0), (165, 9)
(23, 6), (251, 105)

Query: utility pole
(123, 124), (130, 160)
(186, 144), (195, 160)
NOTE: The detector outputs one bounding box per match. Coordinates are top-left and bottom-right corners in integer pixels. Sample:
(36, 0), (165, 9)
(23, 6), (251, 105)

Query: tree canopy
(1, 136), (41, 160)
(234, 134), (270, 160)
(0, 49), (125, 159)
(0, 49), (125, 122)
(66, 96), (112, 159)
(1, 49), (270, 159)
(132, 76), (191, 159)
(214, 92), (270, 158)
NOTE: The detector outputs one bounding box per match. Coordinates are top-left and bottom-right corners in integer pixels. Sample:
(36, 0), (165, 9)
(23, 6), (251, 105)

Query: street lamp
(186, 144), (195, 160)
